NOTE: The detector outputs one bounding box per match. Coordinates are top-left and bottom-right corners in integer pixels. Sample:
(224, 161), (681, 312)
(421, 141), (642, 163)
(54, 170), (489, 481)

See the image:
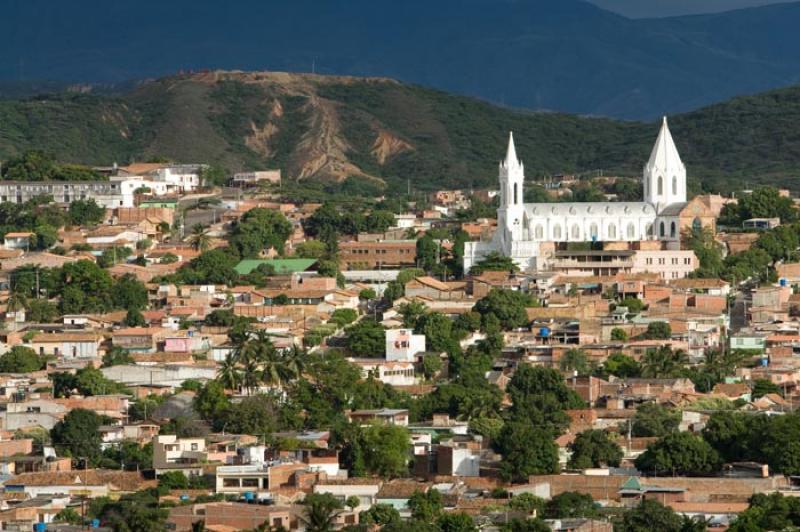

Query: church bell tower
(499, 132), (525, 248)
(644, 117), (687, 212)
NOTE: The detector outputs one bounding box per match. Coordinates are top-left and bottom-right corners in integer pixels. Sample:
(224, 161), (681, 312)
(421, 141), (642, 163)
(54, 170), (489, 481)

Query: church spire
(647, 116), (683, 171)
(503, 131), (520, 169)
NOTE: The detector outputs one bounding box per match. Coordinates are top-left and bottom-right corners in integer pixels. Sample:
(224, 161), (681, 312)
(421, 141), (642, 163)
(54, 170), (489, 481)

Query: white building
(385, 329), (426, 362)
(464, 118), (688, 272)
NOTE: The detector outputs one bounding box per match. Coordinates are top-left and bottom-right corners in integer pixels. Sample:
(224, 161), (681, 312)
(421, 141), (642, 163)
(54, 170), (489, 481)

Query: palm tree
(217, 353), (242, 392)
(300, 493), (343, 532)
(280, 344), (308, 382)
(188, 223), (211, 252)
(640, 346), (689, 379)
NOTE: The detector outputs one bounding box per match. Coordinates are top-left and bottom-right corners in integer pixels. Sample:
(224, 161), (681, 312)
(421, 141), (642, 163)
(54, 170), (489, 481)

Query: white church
(463, 117), (693, 273)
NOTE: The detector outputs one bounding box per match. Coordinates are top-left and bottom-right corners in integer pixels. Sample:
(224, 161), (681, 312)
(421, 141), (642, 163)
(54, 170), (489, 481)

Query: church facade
(463, 118), (691, 273)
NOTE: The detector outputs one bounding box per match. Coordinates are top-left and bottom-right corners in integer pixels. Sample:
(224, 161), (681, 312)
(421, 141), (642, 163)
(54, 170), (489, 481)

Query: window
(242, 478), (260, 487)
(590, 223), (599, 240)
(626, 223), (635, 239)
(608, 224), (617, 239)
(657, 176), (663, 195)
(571, 224), (580, 239)
(535, 224), (544, 239)
(659, 222), (665, 237)
(553, 225), (562, 240)
(670, 221), (677, 238)
(685, 258), (691, 265)
(223, 478), (240, 487)
(692, 217), (702, 232)
(646, 258), (653, 265)
(191, 443), (198, 451)
(672, 176), (678, 195)
(672, 258), (678, 265)
(513, 183), (518, 205)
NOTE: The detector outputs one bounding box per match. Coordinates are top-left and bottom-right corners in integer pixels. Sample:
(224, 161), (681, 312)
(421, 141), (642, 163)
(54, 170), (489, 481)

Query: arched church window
(672, 176), (678, 195)
(692, 217), (702, 232)
(513, 184), (519, 205)
(626, 223), (636, 239)
(553, 225), (562, 240)
(646, 223), (654, 237)
(590, 223), (598, 240)
(571, 224), (580, 240)
(670, 221), (677, 238)
(535, 224), (544, 239)
(608, 224), (617, 239)
(659, 222), (666, 237)
(657, 176), (664, 195)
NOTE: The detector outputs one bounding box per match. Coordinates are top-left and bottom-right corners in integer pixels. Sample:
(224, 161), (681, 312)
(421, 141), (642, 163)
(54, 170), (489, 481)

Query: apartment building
(339, 240), (417, 270)
(0, 180), (135, 208)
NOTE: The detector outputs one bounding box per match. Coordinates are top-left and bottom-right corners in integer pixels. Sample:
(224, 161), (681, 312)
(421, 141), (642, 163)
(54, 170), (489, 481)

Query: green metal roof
(235, 258), (317, 275)
(620, 477), (642, 491)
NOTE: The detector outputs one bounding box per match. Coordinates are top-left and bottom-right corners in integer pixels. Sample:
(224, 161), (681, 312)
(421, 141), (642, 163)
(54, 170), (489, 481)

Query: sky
(588, 0), (792, 18)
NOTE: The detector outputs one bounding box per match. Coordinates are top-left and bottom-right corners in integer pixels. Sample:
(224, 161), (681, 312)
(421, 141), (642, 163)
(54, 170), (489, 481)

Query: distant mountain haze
(3, 0), (800, 118)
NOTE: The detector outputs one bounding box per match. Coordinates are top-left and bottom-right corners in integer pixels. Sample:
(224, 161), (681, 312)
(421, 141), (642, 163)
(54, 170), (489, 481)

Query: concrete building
(386, 329), (426, 362)
(0, 180), (136, 208)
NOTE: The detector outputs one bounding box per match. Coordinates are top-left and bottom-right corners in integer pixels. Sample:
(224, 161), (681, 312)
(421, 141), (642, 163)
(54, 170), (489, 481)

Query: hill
(3, 71), (800, 194)
(3, 0), (800, 119)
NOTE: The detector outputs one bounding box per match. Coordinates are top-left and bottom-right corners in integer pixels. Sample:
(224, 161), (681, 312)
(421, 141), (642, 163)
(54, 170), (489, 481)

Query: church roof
(657, 202), (689, 216)
(647, 117), (684, 172)
(501, 131), (521, 169)
(524, 202), (655, 217)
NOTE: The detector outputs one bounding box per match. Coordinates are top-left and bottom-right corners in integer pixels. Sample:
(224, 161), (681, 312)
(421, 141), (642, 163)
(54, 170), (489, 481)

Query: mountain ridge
(4, 0), (800, 118)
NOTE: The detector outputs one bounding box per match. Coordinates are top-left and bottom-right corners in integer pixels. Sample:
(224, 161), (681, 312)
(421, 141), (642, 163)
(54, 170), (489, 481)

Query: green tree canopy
(635, 431), (720, 476)
(0, 346), (45, 373)
(567, 429), (623, 469)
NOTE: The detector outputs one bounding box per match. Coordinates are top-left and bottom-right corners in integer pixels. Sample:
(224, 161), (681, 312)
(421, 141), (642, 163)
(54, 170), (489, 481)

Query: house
(3, 232), (34, 251)
(152, 435), (207, 476)
(3, 470), (154, 498)
(215, 461), (307, 495)
(405, 277), (467, 301)
(313, 478), (382, 510)
(27, 331), (103, 359)
(112, 327), (167, 353)
(349, 359), (418, 386)
(347, 409), (409, 427)
(386, 329), (426, 362)
(168, 502), (296, 531)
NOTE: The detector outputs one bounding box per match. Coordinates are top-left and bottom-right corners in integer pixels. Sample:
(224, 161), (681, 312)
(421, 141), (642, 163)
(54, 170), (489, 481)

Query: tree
(51, 408), (107, 463)
(603, 352), (640, 378)
(357, 423), (410, 478)
(437, 513), (477, 532)
(219, 394), (280, 436)
(69, 199), (106, 226)
(642, 321), (672, 340)
(158, 471), (190, 490)
(408, 489), (443, 522)
(639, 346), (687, 379)
(102, 347), (133, 367)
(416, 234), (439, 271)
(60, 260), (114, 313)
(567, 429), (623, 469)
(506, 365), (584, 434)
(300, 493), (344, 532)
(500, 518), (551, 532)
(559, 349), (589, 376)
(294, 240), (328, 259)
(611, 327), (628, 341)
(508, 493), (545, 515)
(616, 499), (684, 532)
(619, 297), (645, 314)
(26, 299), (58, 323)
(0, 346), (44, 373)
(473, 289), (535, 331)
(470, 251), (519, 275)
(420, 353), (443, 381)
(230, 208), (292, 257)
(330, 308), (358, 328)
(702, 411), (751, 464)
(415, 312), (457, 352)
(188, 224), (211, 253)
(635, 431), (720, 476)
(496, 422), (559, 481)
(752, 378), (782, 399)
(721, 186), (798, 225)
(544, 491), (599, 519)
(729, 493), (800, 532)
(360, 504), (401, 527)
(124, 308), (147, 327)
(631, 403), (681, 437)
(346, 319), (386, 357)
(358, 288), (376, 301)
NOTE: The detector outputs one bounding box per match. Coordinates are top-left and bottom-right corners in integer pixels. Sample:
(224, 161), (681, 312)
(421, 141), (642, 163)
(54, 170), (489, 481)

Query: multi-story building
(339, 240), (417, 270)
(153, 435), (207, 476)
(0, 180), (136, 208)
(385, 329), (426, 362)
